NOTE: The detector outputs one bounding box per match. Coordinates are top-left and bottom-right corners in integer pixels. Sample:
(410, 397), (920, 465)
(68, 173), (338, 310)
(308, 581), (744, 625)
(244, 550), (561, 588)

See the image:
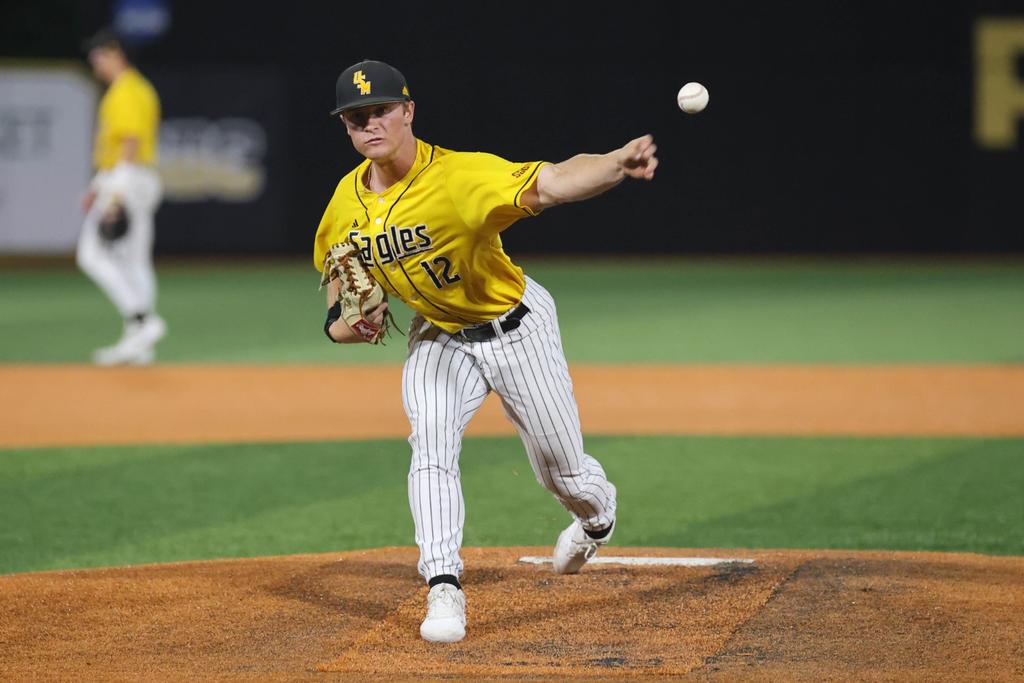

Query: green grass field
(1, 258), (1022, 575)
(1, 436), (1021, 575)
(2, 258), (1023, 363)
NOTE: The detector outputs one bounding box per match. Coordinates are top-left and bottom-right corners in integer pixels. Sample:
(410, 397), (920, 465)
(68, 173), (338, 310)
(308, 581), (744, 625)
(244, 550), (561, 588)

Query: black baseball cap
(330, 60), (411, 116)
(81, 27), (123, 54)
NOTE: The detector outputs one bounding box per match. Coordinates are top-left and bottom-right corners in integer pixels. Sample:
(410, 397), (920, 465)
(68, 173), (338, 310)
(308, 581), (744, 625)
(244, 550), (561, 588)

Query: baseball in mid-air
(677, 82), (709, 114)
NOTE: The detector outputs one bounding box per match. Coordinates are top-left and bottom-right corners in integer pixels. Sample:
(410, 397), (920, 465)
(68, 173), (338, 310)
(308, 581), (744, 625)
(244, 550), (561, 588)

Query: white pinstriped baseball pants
(403, 276), (617, 581)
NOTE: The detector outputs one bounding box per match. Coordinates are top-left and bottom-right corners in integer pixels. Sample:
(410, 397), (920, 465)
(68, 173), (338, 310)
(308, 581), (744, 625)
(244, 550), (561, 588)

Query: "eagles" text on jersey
(350, 224), (431, 266)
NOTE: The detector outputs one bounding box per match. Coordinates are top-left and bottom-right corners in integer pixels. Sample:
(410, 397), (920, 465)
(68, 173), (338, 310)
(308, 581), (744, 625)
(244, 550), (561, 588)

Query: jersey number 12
(420, 256), (461, 289)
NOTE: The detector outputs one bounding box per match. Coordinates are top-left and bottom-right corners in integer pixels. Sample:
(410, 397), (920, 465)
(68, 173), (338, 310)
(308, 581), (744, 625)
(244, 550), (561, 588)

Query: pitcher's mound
(2, 547), (1022, 681)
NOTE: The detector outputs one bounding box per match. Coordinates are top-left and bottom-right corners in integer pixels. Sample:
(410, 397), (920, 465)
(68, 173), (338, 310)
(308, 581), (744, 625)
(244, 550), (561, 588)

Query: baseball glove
(320, 241), (394, 344)
(98, 199), (129, 241)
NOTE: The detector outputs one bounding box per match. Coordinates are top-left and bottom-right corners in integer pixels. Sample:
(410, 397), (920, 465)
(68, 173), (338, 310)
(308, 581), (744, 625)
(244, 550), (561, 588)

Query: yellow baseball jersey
(93, 68), (160, 170)
(313, 139), (547, 333)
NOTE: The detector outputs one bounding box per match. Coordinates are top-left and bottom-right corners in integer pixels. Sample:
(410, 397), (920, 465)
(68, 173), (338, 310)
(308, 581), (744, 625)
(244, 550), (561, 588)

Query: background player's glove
(98, 199), (129, 241)
(320, 241), (394, 344)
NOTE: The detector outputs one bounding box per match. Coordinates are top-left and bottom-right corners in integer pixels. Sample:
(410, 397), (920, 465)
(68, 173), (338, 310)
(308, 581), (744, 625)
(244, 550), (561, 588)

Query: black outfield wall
(5, 1), (1024, 254)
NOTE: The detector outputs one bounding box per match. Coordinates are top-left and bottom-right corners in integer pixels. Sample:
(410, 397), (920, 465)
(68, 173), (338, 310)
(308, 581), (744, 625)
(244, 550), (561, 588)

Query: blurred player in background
(76, 28), (166, 365)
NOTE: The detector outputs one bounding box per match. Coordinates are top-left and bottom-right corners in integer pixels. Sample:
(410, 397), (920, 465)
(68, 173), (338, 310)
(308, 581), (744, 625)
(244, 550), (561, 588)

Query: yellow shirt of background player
(313, 138), (547, 333)
(93, 68), (160, 170)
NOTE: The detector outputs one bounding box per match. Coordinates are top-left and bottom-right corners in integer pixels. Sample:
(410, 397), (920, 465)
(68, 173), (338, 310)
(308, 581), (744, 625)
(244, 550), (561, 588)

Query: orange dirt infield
(2, 547), (1023, 681)
(2, 364), (1024, 447)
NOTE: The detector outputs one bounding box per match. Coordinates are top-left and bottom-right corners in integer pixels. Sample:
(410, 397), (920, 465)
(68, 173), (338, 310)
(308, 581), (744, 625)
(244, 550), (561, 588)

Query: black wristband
(324, 302), (342, 342)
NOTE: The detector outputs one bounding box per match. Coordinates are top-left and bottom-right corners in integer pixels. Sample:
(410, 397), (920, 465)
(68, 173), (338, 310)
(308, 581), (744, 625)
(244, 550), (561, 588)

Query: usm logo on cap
(402, 86), (409, 96)
(353, 70), (371, 95)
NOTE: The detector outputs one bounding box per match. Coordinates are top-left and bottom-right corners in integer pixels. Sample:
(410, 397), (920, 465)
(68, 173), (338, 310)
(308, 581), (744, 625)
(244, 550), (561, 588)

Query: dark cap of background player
(331, 60), (411, 116)
(81, 27), (123, 55)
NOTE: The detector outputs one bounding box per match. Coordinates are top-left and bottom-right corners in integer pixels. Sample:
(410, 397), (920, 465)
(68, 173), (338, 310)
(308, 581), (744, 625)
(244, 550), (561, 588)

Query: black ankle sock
(428, 574), (461, 590)
(585, 522), (613, 540)
(129, 313), (147, 324)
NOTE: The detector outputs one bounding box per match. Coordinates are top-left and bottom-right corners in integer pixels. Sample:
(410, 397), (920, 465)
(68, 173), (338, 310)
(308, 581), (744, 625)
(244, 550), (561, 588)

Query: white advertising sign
(0, 64), (97, 254)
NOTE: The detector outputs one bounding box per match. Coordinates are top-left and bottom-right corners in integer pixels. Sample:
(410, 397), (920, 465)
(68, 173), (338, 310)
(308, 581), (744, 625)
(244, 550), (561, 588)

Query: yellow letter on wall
(975, 18), (1024, 150)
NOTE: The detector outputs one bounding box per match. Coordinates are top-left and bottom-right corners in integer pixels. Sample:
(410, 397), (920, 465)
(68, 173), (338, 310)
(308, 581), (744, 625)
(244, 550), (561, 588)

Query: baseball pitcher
(313, 60), (657, 643)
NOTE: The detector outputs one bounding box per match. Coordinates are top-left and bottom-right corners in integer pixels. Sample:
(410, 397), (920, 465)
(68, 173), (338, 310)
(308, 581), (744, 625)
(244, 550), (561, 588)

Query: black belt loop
(457, 303), (530, 342)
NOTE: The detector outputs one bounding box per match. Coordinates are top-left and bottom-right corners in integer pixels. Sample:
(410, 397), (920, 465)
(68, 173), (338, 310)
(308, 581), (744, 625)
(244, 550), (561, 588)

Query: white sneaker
(127, 314), (167, 351)
(92, 340), (155, 366)
(420, 583), (466, 643)
(93, 315), (166, 366)
(553, 519), (615, 574)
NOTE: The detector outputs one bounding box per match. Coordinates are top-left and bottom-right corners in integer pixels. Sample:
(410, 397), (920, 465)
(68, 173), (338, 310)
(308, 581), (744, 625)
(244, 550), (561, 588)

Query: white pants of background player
(76, 164), (163, 320)
(404, 275), (617, 581)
